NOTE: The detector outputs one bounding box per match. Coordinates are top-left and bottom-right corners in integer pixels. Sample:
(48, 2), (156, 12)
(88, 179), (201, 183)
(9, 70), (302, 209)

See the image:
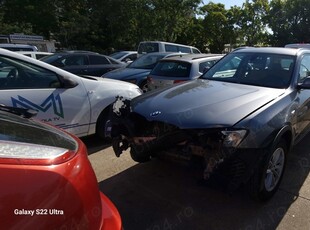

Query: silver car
(147, 53), (223, 91)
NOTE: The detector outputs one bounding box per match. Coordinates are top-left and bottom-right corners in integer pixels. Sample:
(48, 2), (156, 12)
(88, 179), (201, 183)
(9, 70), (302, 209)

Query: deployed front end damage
(110, 97), (250, 189)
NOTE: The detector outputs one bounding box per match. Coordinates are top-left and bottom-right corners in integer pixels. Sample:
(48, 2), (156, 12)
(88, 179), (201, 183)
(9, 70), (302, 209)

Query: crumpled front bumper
(109, 96), (264, 190)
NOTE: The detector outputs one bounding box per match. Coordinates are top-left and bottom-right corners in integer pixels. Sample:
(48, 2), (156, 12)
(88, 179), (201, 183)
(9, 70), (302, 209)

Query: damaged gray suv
(110, 47), (310, 201)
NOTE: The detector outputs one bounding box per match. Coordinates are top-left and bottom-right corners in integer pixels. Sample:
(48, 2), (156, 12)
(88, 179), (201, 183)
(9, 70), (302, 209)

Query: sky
(203, 0), (245, 8)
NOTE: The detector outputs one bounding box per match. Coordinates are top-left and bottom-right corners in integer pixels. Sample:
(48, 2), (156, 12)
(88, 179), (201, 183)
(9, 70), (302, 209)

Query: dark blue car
(110, 47), (310, 202)
(102, 52), (184, 92)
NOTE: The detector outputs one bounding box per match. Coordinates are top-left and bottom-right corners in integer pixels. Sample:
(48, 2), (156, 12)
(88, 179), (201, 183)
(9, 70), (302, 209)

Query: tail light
(0, 140), (76, 165)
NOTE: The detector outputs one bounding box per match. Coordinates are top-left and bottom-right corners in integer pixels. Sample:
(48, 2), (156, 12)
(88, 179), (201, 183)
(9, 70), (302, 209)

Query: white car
(0, 48), (142, 138)
(109, 51), (137, 63)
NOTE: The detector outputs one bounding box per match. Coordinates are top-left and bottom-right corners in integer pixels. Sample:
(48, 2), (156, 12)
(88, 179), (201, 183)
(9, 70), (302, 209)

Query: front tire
(96, 109), (112, 141)
(249, 139), (287, 202)
(130, 145), (151, 163)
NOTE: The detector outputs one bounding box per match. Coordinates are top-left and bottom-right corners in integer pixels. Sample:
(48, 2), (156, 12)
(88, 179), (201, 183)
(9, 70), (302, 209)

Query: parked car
(285, 43), (310, 49)
(137, 41), (201, 57)
(41, 51), (126, 77)
(102, 52), (186, 92)
(0, 48), (142, 139)
(0, 105), (122, 229)
(110, 51), (137, 63)
(17, 51), (53, 60)
(0, 43), (38, 51)
(110, 47), (310, 201)
(147, 53), (223, 91)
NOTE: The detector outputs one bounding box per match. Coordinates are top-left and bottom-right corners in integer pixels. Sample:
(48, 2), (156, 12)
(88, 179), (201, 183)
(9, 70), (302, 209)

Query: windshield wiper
(0, 104), (38, 118)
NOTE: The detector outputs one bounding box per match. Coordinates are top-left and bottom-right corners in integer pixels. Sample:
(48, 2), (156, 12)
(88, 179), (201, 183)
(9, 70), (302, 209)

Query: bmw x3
(110, 47), (310, 201)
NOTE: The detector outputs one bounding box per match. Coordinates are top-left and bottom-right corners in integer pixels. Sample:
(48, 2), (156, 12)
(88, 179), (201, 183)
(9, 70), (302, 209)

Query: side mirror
(62, 77), (79, 88)
(297, 77), (310, 89)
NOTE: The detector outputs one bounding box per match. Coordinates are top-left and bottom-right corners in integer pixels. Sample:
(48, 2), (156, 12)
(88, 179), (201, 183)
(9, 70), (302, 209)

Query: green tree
(1, 0), (58, 39)
(269, 0), (310, 46)
(200, 3), (235, 53)
(237, 0), (270, 46)
(176, 17), (207, 52)
(90, 0), (201, 53)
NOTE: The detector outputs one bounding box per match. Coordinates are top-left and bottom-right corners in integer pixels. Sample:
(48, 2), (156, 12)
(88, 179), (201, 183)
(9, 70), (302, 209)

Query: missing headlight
(221, 130), (247, 148)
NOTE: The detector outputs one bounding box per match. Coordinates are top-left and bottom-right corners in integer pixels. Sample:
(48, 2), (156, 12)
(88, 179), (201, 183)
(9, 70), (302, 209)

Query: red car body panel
(0, 114), (121, 229)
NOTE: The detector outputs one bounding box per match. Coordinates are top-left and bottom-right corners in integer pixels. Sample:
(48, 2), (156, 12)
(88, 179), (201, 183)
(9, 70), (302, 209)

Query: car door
(0, 54), (92, 137)
(88, 54), (121, 76)
(294, 53), (310, 141)
(62, 54), (89, 76)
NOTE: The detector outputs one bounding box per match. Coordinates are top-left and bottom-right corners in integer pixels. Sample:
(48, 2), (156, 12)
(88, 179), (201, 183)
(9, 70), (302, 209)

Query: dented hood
(131, 79), (285, 128)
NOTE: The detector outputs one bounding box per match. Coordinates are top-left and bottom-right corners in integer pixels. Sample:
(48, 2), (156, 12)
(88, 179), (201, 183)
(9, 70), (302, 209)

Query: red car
(0, 106), (122, 229)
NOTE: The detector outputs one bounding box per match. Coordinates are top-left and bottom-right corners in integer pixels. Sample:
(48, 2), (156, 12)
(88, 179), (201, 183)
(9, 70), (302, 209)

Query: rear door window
(63, 55), (87, 66)
(89, 55), (110, 65)
(138, 43), (159, 54)
(178, 46), (191, 53)
(165, 44), (178, 52)
(192, 48), (201, 54)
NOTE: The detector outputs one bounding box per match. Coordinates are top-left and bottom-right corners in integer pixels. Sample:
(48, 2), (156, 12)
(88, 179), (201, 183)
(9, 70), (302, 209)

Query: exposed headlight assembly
(221, 130), (247, 147)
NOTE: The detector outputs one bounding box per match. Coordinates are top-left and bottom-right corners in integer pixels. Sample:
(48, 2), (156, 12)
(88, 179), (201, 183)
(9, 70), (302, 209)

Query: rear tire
(249, 139), (287, 202)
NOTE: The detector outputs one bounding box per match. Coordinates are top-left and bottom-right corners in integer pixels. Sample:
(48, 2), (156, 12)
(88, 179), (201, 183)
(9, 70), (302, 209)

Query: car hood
(103, 67), (150, 80)
(79, 75), (142, 98)
(131, 79), (286, 128)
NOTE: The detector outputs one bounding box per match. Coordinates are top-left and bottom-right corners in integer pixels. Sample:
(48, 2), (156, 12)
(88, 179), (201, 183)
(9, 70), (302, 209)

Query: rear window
(138, 43), (159, 54)
(151, 61), (191, 78)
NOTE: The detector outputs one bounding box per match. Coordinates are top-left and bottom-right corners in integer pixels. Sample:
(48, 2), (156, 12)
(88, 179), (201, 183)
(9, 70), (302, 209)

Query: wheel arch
(272, 125), (294, 152)
(95, 104), (112, 138)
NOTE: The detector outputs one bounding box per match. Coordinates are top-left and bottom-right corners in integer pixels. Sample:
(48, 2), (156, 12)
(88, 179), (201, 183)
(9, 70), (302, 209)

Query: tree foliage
(200, 3), (236, 53)
(268, 0), (310, 46)
(0, 0), (309, 53)
(236, 0), (270, 46)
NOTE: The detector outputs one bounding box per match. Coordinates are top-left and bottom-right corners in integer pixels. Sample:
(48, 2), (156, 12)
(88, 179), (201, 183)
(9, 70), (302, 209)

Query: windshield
(128, 53), (167, 69)
(201, 52), (295, 89)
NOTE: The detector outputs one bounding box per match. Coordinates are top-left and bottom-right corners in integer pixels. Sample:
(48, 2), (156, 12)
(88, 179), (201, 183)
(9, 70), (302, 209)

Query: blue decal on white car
(11, 93), (64, 118)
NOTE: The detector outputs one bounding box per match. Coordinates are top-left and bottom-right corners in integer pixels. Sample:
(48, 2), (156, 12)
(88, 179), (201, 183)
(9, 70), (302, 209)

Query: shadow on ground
(94, 134), (310, 230)
(80, 135), (111, 155)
